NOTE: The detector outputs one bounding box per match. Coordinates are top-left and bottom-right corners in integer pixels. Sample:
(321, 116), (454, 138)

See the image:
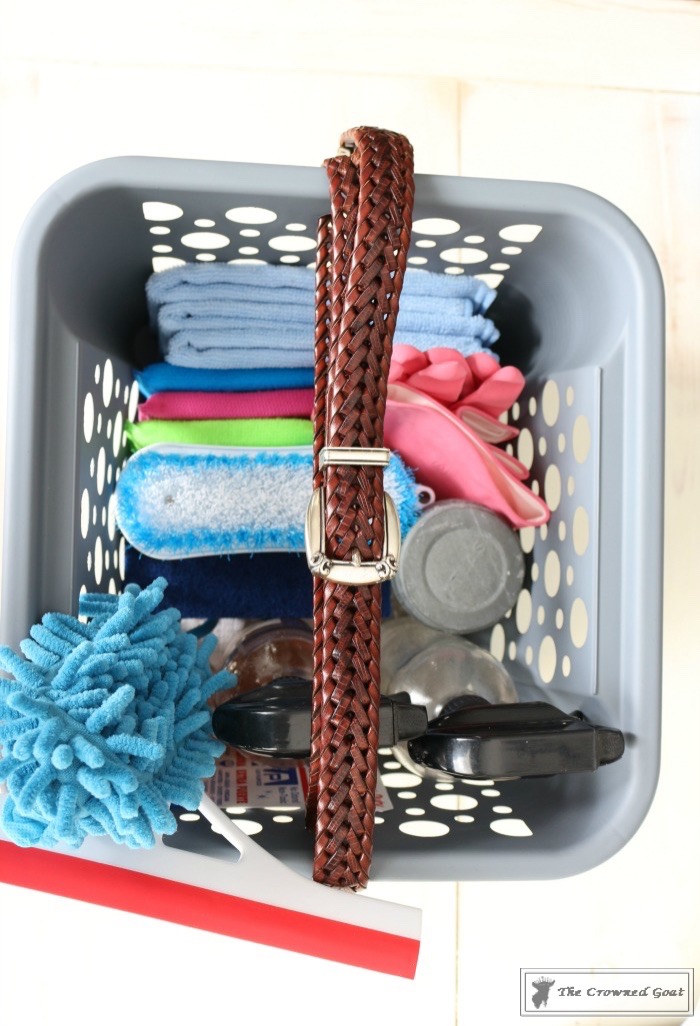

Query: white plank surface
(458, 80), (668, 260)
(1, 0), (700, 92)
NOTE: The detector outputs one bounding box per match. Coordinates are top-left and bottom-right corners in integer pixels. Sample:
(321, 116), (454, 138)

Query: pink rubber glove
(389, 344), (525, 443)
(385, 382), (550, 529)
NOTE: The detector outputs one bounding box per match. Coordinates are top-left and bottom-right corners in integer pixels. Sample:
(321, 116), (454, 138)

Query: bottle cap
(393, 500), (525, 633)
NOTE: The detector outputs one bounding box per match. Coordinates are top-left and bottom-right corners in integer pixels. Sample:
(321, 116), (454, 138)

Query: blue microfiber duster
(0, 583), (425, 972)
(0, 579), (230, 849)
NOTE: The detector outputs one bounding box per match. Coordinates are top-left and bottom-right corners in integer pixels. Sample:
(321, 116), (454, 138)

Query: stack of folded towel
(126, 262), (500, 452)
(146, 262), (499, 365)
(117, 261), (508, 618)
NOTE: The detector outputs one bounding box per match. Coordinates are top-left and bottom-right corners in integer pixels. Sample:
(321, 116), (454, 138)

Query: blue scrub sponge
(0, 579), (230, 850)
(115, 444), (424, 560)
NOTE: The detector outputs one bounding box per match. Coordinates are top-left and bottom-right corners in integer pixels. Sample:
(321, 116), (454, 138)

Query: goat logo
(531, 977), (556, 1009)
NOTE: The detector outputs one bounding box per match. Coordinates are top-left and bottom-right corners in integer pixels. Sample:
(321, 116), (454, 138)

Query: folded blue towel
(124, 549), (392, 620)
(164, 322), (498, 368)
(158, 301), (499, 347)
(146, 264), (496, 320)
(135, 363), (315, 397)
(146, 265), (316, 322)
(158, 299), (313, 337)
(164, 329), (317, 368)
(115, 443), (422, 559)
(147, 264), (500, 367)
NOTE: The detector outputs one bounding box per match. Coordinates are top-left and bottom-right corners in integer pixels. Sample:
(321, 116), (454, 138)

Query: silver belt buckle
(304, 447), (401, 586)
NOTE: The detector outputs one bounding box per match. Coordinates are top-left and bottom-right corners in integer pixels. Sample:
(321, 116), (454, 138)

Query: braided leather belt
(304, 127), (415, 889)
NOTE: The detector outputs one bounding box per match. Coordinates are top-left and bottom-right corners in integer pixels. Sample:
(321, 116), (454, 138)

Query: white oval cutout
(382, 772), (423, 789)
(181, 231), (230, 250)
(83, 392), (94, 443)
(80, 489), (90, 539)
(142, 202), (183, 221)
(231, 819), (263, 836)
(431, 794), (478, 811)
(440, 247), (487, 264)
(399, 820), (450, 838)
(225, 206), (277, 225)
(413, 217), (460, 235)
(490, 818), (533, 837)
(499, 224), (542, 243)
(152, 257), (185, 273)
(268, 235), (316, 252)
(475, 273), (504, 288)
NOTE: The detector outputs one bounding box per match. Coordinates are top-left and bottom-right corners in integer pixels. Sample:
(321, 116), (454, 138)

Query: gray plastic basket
(1, 156), (664, 883)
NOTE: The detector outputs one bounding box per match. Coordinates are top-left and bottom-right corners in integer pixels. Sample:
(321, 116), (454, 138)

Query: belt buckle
(304, 447), (401, 586)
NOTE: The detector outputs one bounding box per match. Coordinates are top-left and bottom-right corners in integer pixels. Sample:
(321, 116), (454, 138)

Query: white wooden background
(0, 2), (698, 1024)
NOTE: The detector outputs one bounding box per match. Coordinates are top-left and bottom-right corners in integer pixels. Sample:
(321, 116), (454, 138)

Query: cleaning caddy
(0, 131), (664, 971)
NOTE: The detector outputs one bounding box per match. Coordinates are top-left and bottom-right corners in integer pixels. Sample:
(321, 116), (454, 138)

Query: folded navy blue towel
(124, 548), (391, 620)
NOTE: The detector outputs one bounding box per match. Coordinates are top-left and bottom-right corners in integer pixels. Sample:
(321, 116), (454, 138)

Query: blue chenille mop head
(0, 578), (230, 850)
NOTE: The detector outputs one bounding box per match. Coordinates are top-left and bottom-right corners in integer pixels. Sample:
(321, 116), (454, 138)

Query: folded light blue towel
(165, 329), (318, 369)
(146, 264), (315, 320)
(135, 363), (315, 397)
(115, 443), (423, 559)
(164, 328), (499, 368)
(146, 264), (500, 367)
(162, 320), (499, 369)
(146, 263), (497, 320)
(158, 299), (313, 336)
(159, 301), (498, 346)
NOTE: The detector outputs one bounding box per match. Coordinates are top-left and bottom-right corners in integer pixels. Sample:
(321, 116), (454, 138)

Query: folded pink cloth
(385, 382), (550, 529)
(138, 388), (314, 422)
(389, 344), (525, 444)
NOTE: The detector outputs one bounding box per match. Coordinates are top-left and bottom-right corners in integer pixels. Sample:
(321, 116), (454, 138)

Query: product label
(206, 750), (393, 812)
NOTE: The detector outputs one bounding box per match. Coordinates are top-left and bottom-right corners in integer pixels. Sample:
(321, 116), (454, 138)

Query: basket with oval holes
(1, 157), (663, 916)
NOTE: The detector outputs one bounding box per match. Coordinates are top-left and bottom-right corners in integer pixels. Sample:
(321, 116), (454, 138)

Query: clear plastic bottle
(208, 618), (313, 726)
(384, 631), (518, 779)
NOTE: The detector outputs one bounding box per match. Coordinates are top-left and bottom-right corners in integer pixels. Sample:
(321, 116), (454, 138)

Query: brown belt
(305, 127), (415, 889)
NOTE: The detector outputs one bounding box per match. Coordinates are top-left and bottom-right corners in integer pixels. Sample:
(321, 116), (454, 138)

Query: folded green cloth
(126, 417), (313, 451)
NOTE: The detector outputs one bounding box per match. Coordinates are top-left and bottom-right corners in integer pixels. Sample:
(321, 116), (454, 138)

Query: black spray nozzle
(212, 677), (428, 759)
(212, 680), (625, 779)
(407, 700), (625, 779)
